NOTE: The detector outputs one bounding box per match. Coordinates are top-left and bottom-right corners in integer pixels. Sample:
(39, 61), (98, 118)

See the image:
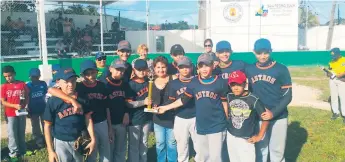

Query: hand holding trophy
(144, 69), (158, 113)
(15, 90), (28, 116)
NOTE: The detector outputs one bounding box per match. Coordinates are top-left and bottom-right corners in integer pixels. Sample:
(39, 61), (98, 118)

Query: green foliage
(0, 1), (35, 12)
(48, 4), (99, 16)
(161, 21), (191, 30)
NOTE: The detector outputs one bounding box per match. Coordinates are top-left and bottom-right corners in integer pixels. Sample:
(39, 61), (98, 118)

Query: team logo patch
(255, 5), (268, 17)
(223, 3), (243, 23)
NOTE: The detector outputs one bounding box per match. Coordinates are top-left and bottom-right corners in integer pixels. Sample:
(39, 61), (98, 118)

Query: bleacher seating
(1, 29), (125, 62)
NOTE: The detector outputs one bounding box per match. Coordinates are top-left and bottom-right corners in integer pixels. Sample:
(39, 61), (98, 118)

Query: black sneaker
(331, 114), (339, 120)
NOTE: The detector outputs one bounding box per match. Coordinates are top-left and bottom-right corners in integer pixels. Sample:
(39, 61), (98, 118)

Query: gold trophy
(144, 69), (158, 113)
(15, 90), (28, 116)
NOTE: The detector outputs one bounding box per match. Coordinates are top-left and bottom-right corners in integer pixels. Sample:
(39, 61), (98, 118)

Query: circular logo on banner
(223, 3), (243, 23)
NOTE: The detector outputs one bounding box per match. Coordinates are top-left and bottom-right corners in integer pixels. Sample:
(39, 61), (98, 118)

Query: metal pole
(38, 0), (48, 65)
(326, 0), (337, 50)
(36, 2), (42, 60)
(305, 4), (309, 47)
(104, 6), (108, 32)
(146, 0), (150, 48)
(100, 0), (104, 52)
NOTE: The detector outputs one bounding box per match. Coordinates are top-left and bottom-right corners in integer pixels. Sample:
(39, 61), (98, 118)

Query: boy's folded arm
(270, 87), (292, 118)
(48, 87), (76, 103)
(1, 98), (18, 109)
(257, 120), (269, 138)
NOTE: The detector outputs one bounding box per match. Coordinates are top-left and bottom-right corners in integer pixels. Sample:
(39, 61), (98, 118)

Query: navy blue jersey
(215, 60), (247, 80)
(168, 78), (196, 119)
(128, 78), (152, 125)
(43, 96), (91, 141)
(152, 76), (175, 128)
(76, 81), (108, 124)
(226, 92), (265, 138)
(245, 61), (292, 120)
(105, 77), (132, 125)
(123, 62), (133, 83)
(27, 81), (48, 114)
(184, 75), (228, 135)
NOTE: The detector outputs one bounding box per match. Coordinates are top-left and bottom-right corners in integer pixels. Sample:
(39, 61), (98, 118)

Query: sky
(44, 0), (345, 25)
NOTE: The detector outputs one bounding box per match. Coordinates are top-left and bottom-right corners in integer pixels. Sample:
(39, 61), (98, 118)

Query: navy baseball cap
(52, 64), (60, 71)
(55, 67), (78, 81)
(216, 41), (232, 52)
(133, 59), (148, 70)
(118, 40), (131, 51)
(80, 60), (98, 74)
(254, 38), (272, 52)
(29, 68), (40, 77)
(177, 56), (192, 67)
(197, 53), (213, 65)
(110, 59), (126, 69)
(170, 44), (185, 55)
(331, 48), (341, 56)
(95, 51), (106, 59)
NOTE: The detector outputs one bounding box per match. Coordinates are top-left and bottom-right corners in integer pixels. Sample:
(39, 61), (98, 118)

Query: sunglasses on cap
(255, 49), (271, 55)
(119, 49), (131, 54)
(97, 56), (106, 61)
(204, 44), (212, 47)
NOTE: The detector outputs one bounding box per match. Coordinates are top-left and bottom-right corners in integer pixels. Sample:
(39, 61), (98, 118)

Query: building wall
(204, 0), (299, 52)
(125, 30), (205, 53)
(1, 11), (116, 31)
(307, 25), (345, 50)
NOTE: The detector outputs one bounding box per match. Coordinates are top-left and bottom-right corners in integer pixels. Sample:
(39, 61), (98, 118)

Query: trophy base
(144, 108), (158, 113)
(15, 109), (28, 116)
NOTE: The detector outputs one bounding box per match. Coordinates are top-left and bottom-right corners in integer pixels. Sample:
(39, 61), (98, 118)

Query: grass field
(289, 66), (330, 101)
(1, 107), (345, 162)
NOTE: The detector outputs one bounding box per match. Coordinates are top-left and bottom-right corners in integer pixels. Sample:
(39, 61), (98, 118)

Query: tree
(48, 4), (99, 16)
(298, 7), (320, 28)
(160, 21), (191, 30)
(142, 22), (147, 30)
(1, 1), (35, 12)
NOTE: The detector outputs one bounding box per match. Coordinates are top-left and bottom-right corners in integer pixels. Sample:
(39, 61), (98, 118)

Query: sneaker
(331, 114), (339, 120)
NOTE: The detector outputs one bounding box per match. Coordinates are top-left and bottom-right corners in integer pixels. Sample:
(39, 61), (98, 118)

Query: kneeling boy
(43, 68), (96, 162)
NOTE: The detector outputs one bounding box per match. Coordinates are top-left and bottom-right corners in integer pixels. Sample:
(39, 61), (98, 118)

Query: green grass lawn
(289, 66), (330, 101)
(1, 107), (344, 162)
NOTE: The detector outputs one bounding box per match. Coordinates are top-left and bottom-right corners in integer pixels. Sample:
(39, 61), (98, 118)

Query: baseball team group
(1, 37), (345, 162)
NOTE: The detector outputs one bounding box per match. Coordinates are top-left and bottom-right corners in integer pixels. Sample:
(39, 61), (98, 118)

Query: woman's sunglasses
(97, 56), (107, 61)
(204, 44), (212, 47)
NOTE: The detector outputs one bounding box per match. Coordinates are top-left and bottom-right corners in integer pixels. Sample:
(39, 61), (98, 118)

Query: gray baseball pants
(30, 114), (44, 145)
(127, 122), (151, 162)
(330, 79), (345, 116)
(7, 116), (26, 157)
(173, 116), (199, 162)
(197, 130), (226, 162)
(227, 132), (255, 162)
(255, 118), (288, 162)
(87, 120), (111, 162)
(110, 124), (127, 162)
(54, 138), (83, 162)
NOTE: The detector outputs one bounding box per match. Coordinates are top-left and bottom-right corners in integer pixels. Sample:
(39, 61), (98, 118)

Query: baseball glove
(74, 131), (91, 156)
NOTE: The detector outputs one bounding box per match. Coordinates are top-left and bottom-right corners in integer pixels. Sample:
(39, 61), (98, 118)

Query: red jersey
(1, 81), (29, 117)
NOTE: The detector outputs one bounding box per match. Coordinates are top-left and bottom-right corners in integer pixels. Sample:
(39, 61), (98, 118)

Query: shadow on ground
(285, 121), (308, 162)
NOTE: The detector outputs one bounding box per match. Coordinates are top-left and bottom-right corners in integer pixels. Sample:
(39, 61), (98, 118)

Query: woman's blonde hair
(137, 44), (149, 53)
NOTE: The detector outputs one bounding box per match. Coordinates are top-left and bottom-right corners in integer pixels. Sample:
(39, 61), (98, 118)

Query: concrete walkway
(0, 83), (331, 139)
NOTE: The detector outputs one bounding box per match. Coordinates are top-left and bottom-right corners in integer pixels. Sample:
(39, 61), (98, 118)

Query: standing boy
(226, 70), (269, 162)
(166, 56), (199, 162)
(27, 68), (48, 147)
(214, 40), (246, 80)
(43, 68), (96, 162)
(1, 65), (29, 161)
(245, 38), (292, 162)
(127, 59), (152, 162)
(157, 53), (228, 162)
(117, 40), (133, 83)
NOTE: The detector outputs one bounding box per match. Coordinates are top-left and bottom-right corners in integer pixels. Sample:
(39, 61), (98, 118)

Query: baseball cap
(95, 51), (106, 59)
(54, 67), (78, 81)
(134, 59), (148, 70)
(80, 60), (97, 74)
(216, 41), (232, 52)
(117, 40), (131, 51)
(29, 68), (40, 77)
(177, 56), (192, 67)
(254, 38), (272, 52)
(170, 44), (185, 55)
(52, 64), (61, 71)
(330, 47), (341, 56)
(110, 59), (126, 69)
(197, 53), (213, 65)
(228, 70), (247, 85)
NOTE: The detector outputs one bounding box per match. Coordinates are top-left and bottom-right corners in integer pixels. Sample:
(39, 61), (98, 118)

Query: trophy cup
(15, 90), (28, 116)
(144, 69), (158, 113)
